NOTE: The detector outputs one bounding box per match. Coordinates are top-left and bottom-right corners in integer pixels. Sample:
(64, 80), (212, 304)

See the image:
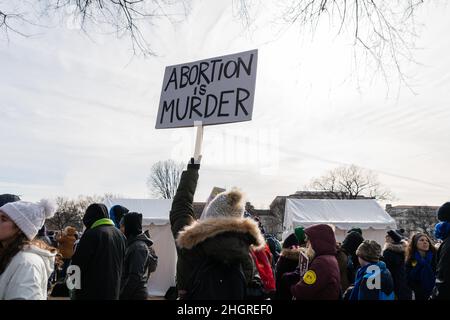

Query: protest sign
(156, 49), (258, 129)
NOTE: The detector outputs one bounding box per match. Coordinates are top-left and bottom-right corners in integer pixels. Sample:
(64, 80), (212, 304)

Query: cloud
(1, 1), (449, 207)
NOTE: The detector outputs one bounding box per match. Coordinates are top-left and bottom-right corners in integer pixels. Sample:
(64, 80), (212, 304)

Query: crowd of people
(0, 194), (157, 300)
(169, 157), (450, 301)
(0, 157), (449, 300)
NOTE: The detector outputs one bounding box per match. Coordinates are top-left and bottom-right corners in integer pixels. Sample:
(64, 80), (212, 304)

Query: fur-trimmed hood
(176, 217), (265, 250)
(280, 247), (301, 261)
(383, 241), (407, 254)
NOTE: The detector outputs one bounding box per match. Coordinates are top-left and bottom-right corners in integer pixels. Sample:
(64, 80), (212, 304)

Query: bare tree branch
(1, 0), (188, 56)
(239, 0), (425, 90)
(45, 193), (120, 231)
(146, 159), (184, 199)
(308, 164), (394, 200)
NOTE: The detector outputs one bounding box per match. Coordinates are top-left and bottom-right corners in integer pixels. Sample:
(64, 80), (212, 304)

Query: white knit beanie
(203, 189), (245, 219)
(0, 199), (56, 240)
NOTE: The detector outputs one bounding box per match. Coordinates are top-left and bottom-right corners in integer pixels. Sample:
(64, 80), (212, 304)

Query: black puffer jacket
(120, 233), (153, 300)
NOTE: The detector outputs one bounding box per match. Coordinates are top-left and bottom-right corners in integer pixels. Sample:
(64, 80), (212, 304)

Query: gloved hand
(187, 156), (201, 170)
(282, 268), (300, 285)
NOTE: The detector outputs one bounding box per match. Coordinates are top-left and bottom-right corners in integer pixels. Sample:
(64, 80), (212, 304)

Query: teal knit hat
(294, 226), (306, 245)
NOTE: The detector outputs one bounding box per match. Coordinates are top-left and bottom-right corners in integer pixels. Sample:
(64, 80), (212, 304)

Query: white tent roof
(104, 198), (172, 225)
(284, 199), (396, 234)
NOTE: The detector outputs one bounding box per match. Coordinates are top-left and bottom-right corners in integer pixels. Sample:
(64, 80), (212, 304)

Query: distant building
(386, 204), (439, 240)
(197, 193), (440, 242)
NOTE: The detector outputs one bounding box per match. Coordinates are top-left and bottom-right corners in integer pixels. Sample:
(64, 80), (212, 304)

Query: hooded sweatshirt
(291, 224), (341, 300)
(120, 233), (154, 300)
(0, 245), (55, 300)
(120, 212), (154, 300)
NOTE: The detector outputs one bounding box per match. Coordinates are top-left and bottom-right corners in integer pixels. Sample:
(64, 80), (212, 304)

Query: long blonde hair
(306, 242), (316, 260)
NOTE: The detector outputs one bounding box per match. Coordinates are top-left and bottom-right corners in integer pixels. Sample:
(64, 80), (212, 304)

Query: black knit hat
(83, 203), (109, 229)
(0, 194), (21, 207)
(342, 231), (364, 255)
(122, 212), (143, 238)
(283, 233), (299, 249)
(347, 227), (363, 235)
(437, 202), (450, 222)
(387, 229), (403, 244)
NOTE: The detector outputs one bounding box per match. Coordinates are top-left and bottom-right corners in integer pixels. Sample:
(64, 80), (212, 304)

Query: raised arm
(170, 158), (200, 241)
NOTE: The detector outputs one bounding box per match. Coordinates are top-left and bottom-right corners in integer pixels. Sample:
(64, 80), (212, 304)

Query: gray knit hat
(356, 240), (382, 263)
(202, 189), (244, 219)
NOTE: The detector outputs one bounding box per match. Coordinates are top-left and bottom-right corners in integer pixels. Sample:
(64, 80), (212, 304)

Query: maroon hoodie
(291, 224), (341, 300)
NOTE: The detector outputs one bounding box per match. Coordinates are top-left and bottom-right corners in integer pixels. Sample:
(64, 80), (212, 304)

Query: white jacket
(0, 244), (55, 300)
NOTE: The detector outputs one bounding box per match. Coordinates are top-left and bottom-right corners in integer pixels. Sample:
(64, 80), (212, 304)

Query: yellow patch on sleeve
(411, 260), (417, 267)
(303, 270), (317, 285)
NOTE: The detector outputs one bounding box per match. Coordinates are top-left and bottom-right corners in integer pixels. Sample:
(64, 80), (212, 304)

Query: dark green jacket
(169, 168), (265, 295)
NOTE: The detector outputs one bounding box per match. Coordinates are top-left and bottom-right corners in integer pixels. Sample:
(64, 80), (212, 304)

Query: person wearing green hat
(294, 226), (306, 245)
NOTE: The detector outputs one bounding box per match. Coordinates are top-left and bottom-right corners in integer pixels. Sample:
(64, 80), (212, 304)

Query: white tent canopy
(283, 199), (397, 245)
(104, 198), (176, 297)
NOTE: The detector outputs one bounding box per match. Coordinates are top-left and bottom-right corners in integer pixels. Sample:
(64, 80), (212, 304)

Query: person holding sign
(161, 50), (261, 300)
(169, 157), (265, 300)
(291, 224), (341, 300)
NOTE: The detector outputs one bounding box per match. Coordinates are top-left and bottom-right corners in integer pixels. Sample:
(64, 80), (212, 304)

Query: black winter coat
(383, 242), (412, 300)
(120, 233), (153, 300)
(274, 248), (300, 300)
(433, 236), (450, 300)
(71, 223), (127, 300)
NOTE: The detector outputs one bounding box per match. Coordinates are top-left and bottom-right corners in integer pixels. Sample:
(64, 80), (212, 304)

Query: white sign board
(156, 49), (258, 129)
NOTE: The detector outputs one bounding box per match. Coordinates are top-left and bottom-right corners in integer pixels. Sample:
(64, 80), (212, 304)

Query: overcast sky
(1, 1), (449, 208)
